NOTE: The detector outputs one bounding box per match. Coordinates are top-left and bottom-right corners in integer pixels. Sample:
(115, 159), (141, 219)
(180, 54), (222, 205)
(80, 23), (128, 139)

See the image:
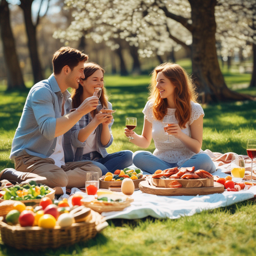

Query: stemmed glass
(247, 139), (256, 182)
(93, 87), (102, 99)
(126, 117), (137, 140)
(163, 116), (172, 143)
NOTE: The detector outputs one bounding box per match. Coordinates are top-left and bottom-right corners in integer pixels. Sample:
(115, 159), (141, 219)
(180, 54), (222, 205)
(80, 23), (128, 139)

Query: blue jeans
(133, 151), (216, 174)
(81, 150), (133, 175)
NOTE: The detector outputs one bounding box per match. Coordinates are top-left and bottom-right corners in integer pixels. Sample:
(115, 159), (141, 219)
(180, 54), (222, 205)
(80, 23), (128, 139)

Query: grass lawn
(0, 66), (256, 255)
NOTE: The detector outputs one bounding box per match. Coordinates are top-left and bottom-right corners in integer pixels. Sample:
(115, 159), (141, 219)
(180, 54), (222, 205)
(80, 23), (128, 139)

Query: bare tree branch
(159, 5), (194, 32)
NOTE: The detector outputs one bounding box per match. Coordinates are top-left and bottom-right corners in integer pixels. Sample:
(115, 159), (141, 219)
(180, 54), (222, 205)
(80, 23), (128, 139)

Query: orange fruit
(119, 170), (125, 176)
(13, 202), (26, 213)
(34, 210), (44, 226)
(104, 175), (113, 181)
(154, 170), (162, 174)
(225, 175), (232, 181)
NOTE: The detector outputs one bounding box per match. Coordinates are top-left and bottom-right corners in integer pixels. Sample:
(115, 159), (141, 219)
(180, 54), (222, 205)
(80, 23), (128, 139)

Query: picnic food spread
(100, 168), (145, 190)
(104, 168), (143, 181)
(215, 175), (254, 192)
(1, 181), (51, 201)
(0, 165), (255, 250)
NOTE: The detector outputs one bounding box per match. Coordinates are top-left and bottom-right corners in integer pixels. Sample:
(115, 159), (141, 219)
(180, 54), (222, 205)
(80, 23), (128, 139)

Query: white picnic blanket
(101, 169), (256, 220)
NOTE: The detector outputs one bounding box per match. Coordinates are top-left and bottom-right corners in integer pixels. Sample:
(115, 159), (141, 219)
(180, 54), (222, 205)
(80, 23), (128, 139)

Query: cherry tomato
(58, 200), (69, 207)
(39, 197), (52, 210)
(225, 180), (235, 189)
(114, 169), (121, 175)
(71, 194), (83, 206)
(216, 178), (226, 186)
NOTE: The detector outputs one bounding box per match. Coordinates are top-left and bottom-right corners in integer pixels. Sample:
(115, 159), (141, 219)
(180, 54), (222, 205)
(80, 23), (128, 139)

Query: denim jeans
(133, 151), (216, 174)
(81, 150), (133, 175)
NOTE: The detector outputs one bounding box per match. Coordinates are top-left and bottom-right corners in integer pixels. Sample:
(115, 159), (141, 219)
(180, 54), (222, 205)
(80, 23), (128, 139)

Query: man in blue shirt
(0, 47), (101, 191)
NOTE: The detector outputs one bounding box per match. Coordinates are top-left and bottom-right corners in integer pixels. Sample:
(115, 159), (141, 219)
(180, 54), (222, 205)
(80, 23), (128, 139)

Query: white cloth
(102, 169), (256, 220)
(143, 101), (204, 166)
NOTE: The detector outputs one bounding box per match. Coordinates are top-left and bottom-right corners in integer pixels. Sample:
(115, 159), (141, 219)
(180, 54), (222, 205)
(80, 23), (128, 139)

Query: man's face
(66, 61), (85, 89)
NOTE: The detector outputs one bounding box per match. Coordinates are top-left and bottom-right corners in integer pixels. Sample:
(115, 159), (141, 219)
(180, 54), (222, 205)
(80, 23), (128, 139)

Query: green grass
(0, 68), (256, 255)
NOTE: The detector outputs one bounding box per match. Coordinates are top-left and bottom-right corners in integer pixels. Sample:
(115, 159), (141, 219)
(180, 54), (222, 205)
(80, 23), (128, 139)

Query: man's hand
(77, 96), (98, 115)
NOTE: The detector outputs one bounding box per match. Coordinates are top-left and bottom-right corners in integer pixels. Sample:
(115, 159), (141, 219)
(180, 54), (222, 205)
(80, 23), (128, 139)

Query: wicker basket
(0, 210), (108, 250)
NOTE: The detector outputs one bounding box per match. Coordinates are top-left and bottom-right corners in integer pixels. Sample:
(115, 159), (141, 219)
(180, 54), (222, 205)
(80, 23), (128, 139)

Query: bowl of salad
(0, 181), (55, 204)
(100, 168), (146, 189)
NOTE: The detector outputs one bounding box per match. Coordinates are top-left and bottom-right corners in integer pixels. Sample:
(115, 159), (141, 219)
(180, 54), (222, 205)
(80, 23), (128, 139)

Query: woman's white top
(82, 131), (97, 155)
(82, 113), (97, 155)
(143, 101), (204, 166)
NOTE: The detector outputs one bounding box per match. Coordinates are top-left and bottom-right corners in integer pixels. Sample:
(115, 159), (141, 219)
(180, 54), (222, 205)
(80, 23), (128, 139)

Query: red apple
(44, 204), (59, 220)
(19, 210), (35, 227)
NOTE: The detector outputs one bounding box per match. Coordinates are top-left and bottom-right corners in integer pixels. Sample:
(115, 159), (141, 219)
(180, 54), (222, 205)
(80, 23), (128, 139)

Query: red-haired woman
(67, 62), (132, 174)
(124, 63), (215, 174)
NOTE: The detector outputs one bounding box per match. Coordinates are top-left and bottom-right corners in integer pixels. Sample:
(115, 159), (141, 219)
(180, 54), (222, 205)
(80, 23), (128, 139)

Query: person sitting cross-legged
(1, 47), (102, 192)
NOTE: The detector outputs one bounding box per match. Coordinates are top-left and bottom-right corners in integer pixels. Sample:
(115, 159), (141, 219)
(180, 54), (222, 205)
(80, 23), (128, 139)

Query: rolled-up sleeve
(30, 87), (56, 141)
(70, 119), (86, 148)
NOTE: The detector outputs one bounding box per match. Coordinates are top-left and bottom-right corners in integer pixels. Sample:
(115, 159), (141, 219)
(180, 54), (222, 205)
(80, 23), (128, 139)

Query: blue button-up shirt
(10, 74), (72, 160)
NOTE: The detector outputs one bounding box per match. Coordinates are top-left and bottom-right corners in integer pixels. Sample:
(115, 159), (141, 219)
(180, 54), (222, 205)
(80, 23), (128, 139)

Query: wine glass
(247, 139), (256, 182)
(93, 87), (102, 99)
(126, 117), (137, 140)
(163, 116), (172, 143)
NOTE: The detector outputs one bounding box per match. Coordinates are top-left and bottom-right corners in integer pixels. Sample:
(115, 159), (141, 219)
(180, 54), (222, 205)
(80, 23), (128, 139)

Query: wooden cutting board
(139, 180), (224, 196)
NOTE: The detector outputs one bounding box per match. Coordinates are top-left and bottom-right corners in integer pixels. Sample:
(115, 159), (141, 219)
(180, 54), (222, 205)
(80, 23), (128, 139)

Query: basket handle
(95, 221), (108, 232)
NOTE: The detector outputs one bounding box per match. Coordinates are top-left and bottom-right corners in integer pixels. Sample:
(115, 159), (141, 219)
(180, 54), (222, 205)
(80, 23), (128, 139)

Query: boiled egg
(121, 178), (135, 195)
(57, 213), (74, 227)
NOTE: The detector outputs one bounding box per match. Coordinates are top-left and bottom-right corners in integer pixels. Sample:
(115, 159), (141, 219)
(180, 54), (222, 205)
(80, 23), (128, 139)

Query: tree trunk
(128, 45), (141, 74)
(189, 0), (252, 101)
(110, 52), (117, 74)
(156, 55), (164, 64)
(250, 43), (256, 87)
(19, 0), (44, 84)
(250, 10), (256, 88)
(114, 40), (128, 76)
(169, 46), (176, 63)
(78, 35), (86, 52)
(0, 0), (26, 90)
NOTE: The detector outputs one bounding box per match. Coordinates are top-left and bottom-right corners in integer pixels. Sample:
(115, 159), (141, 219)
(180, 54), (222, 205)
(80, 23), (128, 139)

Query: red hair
(149, 63), (197, 128)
